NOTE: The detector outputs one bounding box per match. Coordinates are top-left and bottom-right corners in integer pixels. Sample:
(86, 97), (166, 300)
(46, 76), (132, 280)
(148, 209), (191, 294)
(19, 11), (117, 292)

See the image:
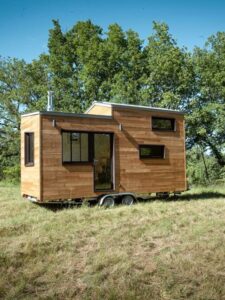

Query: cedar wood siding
(112, 107), (186, 194)
(41, 115), (117, 201)
(85, 105), (112, 116)
(21, 107), (186, 201)
(21, 114), (41, 199)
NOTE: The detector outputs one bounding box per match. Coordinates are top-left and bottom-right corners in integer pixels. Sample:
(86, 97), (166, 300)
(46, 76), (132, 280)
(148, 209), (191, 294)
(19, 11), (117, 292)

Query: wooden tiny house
(21, 102), (186, 203)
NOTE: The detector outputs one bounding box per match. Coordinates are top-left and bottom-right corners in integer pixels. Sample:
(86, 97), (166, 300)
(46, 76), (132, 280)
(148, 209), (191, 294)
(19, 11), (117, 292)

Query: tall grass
(0, 183), (225, 299)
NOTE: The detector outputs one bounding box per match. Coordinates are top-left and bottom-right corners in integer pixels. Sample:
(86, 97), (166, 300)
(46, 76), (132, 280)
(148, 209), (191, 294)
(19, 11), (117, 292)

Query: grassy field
(1, 184), (225, 299)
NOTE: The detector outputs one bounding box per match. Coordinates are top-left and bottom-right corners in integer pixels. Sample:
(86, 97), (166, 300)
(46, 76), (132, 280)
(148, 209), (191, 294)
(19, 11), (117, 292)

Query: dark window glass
(94, 133), (113, 191)
(25, 133), (34, 166)
(62, 132), (71, 162)
(62, 132), (89, 163)
(139, 145), (165, 159)
(152, 117), (175, 131)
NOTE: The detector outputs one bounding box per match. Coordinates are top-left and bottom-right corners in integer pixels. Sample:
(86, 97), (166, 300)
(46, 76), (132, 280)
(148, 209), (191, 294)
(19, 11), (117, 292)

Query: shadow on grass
(35, 199), (98, 212)
(133, 191), (225, 203)
(169, 191), (225, 202)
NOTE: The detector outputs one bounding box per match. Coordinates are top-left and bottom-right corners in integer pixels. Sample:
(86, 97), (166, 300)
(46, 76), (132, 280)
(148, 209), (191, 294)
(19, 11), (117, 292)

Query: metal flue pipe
(47, 91), (54, 111)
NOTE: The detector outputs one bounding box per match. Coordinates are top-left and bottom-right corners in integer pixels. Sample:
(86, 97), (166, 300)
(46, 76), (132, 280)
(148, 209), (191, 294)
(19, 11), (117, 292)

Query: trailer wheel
(100, 196), (115, 208)
(121, 195), (135, 206)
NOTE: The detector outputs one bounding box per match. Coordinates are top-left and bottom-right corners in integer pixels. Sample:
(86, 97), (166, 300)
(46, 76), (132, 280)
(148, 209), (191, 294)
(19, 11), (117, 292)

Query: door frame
(93, 132), (114, 192)
(61, 129), (115, 192)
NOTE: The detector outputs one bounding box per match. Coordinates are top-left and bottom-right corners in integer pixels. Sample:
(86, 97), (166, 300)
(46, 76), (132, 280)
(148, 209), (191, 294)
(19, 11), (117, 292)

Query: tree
(48, 19), (82, 112)
(141, 22), (195, 109)
(67, 20), (107, 108)
(48, 19), (108, 112)
(187, 32), (225, 167)
(48, 20), (145, 108)
(109, 29), (144, 104)
(0, 56), (48, 180)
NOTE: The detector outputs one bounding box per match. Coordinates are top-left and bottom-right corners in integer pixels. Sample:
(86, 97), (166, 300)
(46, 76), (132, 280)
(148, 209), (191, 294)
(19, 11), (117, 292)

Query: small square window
(139, 145), (165, 159)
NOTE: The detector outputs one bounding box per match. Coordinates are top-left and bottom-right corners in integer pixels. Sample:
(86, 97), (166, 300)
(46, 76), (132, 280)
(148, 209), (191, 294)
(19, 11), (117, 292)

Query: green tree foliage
(48, 20), (82, 112)
(47, 20), (145, 108)
(141, 22), (195, 108)
(0, 57), (48, 180)
(0, 20), (224, 184)
(187, 32), (225, 167)
(187, 147), (225, 185)
(0, 58), (26, 181)
(108, 28), (144, 104)
(66, 20), (106, 109)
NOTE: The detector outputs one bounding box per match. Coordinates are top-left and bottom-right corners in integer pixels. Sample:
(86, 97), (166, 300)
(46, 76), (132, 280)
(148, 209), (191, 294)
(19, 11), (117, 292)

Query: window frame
(93, 133), (114, 192)
(152, 116), (176, 132)
(62, 131), (92, 164)
(61, 130), (114, 165)
(24, 132), (34, 167)
(139, 144), (165, 159)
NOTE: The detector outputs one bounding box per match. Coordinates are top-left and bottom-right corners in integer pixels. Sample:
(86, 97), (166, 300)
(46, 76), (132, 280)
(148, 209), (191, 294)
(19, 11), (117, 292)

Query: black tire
(100, 196), (115, 208)
(121, 195), (135, 206)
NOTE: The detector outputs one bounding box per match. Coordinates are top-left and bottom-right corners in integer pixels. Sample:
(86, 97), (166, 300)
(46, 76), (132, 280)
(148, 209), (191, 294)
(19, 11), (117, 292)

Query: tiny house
(21, 101), (186, 204)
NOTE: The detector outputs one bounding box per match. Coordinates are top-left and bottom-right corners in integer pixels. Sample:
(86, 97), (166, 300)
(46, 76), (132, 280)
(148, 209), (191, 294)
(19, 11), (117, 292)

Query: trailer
(21, 101), (186, 206)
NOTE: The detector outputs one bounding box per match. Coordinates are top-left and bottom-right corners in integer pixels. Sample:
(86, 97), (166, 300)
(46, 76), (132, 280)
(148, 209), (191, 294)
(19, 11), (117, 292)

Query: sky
(0, 0), (225, 62)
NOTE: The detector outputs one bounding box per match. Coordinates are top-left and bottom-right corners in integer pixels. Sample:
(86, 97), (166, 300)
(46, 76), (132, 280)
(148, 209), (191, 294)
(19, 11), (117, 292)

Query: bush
(2, 164), (20, 183)
(187, 147), (225, 186)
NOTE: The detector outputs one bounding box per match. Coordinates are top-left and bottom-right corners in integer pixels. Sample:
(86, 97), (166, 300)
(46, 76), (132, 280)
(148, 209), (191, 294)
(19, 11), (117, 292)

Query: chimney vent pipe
(47, 91), (54, 111)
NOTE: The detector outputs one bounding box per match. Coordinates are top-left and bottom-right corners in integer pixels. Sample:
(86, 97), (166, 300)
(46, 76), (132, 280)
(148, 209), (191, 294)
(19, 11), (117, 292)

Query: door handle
(93, 159), (98, 165)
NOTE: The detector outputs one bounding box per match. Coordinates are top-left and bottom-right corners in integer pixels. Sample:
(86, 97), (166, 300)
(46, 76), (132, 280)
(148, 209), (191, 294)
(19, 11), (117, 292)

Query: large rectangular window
(25, 132), (34, 166)
(152, 117), (175, 131)
(139, 145), (165, 159)
(62, 132), (90, 163)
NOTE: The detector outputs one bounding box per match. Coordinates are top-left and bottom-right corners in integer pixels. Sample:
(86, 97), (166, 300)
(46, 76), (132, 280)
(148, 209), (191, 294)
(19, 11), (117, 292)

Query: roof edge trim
(86, 101), (185, 115)
(21, 111), (113, 119)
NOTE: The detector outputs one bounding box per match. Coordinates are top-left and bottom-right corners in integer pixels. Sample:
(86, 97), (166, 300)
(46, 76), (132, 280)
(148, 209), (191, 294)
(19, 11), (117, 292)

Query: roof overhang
(21, 111), (113, 119)
(85, 101), (185, 115)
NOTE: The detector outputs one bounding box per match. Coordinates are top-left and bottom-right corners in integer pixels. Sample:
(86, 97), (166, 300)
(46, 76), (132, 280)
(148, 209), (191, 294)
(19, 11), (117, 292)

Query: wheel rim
(122, 195), (134, 206)
(102, 196), (115, 208)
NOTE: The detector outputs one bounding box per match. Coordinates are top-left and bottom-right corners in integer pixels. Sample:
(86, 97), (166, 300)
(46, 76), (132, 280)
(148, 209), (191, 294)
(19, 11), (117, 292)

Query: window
(25, 133), (34, 166)
(139, 145), (165, 159)
(152, 117), (175, 131)
(62, 132), (90, 163)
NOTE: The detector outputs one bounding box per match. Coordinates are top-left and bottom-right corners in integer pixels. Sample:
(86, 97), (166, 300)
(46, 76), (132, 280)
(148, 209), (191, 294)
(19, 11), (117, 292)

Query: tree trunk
(199, 146), (210, 181)
(205, 139), (225, 167)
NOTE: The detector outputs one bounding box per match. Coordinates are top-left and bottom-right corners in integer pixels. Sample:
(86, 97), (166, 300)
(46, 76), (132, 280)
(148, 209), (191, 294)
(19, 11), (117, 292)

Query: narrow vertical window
(62, 132), (71, 162)
(72, 133), (81, 162)
(80, 133), (88, 161)
(25, 133), (34, 166)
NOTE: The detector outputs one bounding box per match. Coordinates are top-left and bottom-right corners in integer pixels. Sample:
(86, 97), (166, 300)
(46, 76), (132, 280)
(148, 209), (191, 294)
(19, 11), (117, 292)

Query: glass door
(94, 133), (113, 191)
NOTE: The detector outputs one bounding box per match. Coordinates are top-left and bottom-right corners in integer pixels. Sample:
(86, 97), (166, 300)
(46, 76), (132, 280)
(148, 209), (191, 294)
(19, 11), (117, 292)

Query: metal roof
(22, 101), (185, 118)
(85, 101), (185, 115)
(21, 111), (113, 119)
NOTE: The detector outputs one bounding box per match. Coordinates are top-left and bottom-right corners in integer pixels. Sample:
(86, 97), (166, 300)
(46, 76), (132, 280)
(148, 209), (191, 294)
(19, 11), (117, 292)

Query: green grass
(1, 184), (225, 299)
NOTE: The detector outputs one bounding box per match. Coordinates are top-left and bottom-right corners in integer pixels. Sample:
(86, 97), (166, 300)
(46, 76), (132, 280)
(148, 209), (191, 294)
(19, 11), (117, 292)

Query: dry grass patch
(0, 183), (225, 299)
